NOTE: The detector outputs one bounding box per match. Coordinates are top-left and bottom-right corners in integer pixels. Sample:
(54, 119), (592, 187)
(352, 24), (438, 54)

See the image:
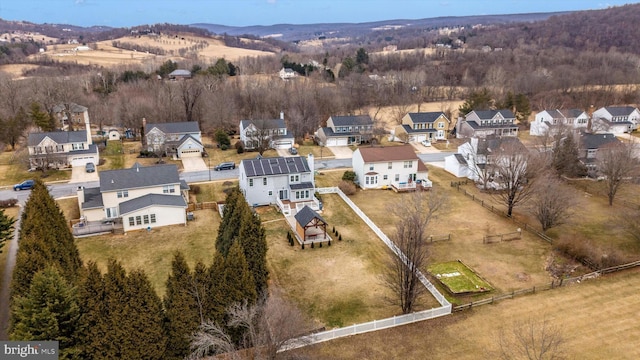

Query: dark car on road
(14, 179), (35, 191)
(214, 162), (236, 171)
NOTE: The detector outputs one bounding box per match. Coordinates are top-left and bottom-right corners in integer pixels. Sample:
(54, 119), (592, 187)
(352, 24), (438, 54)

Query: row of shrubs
(554, 234), (632, 270)
(0, 198), (18, 208)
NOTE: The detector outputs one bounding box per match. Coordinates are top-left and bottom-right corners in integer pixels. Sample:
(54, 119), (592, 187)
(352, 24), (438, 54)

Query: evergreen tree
(192, 261), (210, 324)
(10, 267), (81, 359)
(553, 133), (585, 177)
(221, 242), (257, 344)
(458, 88), (493, 115)
(216, 187), (245, 257)
(12, 180), (83, 297)
(29, 102), (56, 131)
(0, 208), (15, 254)
(76, 262), (108, 359)
(205, 253), (228, 325)
(163, 252), (201, 360)
(238, 207), (269, 296)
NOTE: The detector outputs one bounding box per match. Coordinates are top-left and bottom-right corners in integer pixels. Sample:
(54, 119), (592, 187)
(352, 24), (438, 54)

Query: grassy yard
(296, 267), (640, 359)
(428, 261), (493, 294)
(0, 150), (70, 187)
(75, 209), (219, 297)
(265, 194), (441, 329)
(190, 181), (237, 203)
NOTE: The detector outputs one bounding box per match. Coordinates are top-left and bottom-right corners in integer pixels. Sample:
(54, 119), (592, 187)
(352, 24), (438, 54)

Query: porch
(71, 218), (124, 237)
(391, 179), (433, 193)
(276, 197), (321, 216)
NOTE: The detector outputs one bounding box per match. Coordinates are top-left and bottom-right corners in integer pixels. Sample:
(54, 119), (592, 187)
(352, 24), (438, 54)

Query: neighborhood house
(352, 145), (432, 191)
(591, 106), (640, 134)
(27, 114), (99, 169)
(76, 163), (189, 233)
(316, 115), (374, 146)
(456, 109), (518, 138)
(239, 154), (319, 216)
(578, 132), (621, 174)
(394, 111), (450, 142)
(143, 119), (204, 158)
(239, 113), (294, 150)
(529, 109), (589, 136)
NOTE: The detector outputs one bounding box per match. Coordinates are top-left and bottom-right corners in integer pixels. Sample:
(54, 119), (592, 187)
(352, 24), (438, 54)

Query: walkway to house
(327, 146), (353, 159)
(181, 157), (208, 172)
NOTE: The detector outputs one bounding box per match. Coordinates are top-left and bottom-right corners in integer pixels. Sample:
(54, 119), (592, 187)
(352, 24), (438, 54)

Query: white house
(456, 109), (519, 138)
(316, 115), (374, 146)
(444, 153), (471, 178)
(591, 106), (640, 134)
(352, 145), (431, 191)
(239, 113), (294, 150)
(143, 119), (204, 158)
(27, 113), (98, 169)
(530, 109), (589, 136)
(279, 67), (296, 80)
(77, 163), (189, 233)
(239, 154), (319, 215)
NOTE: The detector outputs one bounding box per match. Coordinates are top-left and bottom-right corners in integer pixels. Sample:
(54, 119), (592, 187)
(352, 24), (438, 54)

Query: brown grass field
(295, 267), (640, 359)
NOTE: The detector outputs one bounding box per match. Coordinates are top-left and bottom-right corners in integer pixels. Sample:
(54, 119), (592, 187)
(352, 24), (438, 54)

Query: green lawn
(429, 261), (493, 294)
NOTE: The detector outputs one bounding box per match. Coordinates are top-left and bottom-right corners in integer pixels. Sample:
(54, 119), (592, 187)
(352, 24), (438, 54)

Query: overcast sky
(0, 0), (635, 28)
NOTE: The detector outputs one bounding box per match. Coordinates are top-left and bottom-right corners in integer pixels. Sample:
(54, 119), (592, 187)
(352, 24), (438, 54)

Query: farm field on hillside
(296, 267), (640, 359)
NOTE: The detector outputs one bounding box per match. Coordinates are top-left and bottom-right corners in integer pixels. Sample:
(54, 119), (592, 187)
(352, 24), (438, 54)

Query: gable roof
(406, 112), (448, 123)
(119, 193), (187, 215)
(604, 106), (637, 117)
(357, 145), (419, 163)
(580, 133), (621, 149)
(145, 122), (200, 135)
(28, 131), (88, 146)
(329, 115), (373, 126)
(168, 69), (191, 77)
(476, 136), (526, 155)
(294, 205), (326, 227)
(469, 109), (516, 120)
(100, 163), (181, 192)
(239, 118), (286, 131)
(558, 109), (586, 118)
(242, 156), (310, 177)
(52, 103), (87, 113)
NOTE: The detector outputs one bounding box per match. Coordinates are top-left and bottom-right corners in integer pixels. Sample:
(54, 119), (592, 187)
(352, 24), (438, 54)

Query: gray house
(143, 119), (204, 158)
(456, 109), (519, 138)
(316, 115), (374, 146)
(239, 154), (319, 215)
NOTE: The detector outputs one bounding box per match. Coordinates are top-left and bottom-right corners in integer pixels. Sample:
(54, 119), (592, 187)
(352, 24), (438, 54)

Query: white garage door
(326, 138), (348, 146)
(180, 149), (201, 158)
(70, 156), (97, 167)
(273, 140), (293, 149)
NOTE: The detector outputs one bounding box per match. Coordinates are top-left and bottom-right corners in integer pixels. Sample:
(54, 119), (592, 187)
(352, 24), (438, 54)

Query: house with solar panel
(76, 163), (189, 234)
(394, 112), (450, 142)
(239, 154), (319, 215)
(591, 106), (640, 134)
(142, 118), (204, 158)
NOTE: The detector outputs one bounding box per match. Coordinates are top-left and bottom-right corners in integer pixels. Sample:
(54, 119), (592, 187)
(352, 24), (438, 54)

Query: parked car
(85, 162), (96, 173)
(214, 162), (236, 171)
(289, 147), (298, 155)
(421, 140), (432, 147)
(13, 179), (35, 191)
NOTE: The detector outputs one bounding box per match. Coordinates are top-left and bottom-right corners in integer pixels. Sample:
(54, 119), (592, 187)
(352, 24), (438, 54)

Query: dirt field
(296, 267), (640, 359)
(367, 100), (464, 130)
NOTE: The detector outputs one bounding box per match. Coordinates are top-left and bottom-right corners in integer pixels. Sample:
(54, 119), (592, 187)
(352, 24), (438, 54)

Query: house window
(106, 207), (118, 218)
(150, 214), (156, 223)
(383, 175), (388, 180)
(143, 215), (149, 224)
(56, 145), (64, 152)
(268, 191), (273, 196)
(403, 161), (412, 168)
(290, 175), (299, 182)
(438, 122), (445, 129)
(135, 216), (142, 225)
(263, 178), (267, 186)
(388, 162), (392, 169)
(369, 164), (374, 171)
(117, 190), (129, 198)
(395, 174), (400, 181)
(128, 217), (134, 226)
(305, 190), (309, 198)
(249, 179), (254, 187)
(72, 143), (84, 150)
(163, 185), (175, 194)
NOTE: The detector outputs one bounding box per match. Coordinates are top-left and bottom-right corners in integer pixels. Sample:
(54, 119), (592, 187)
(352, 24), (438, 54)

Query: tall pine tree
(76, 262), (108, 360)
(216, 187), (244, 257)
(163, 252), (201, 360)
(237, 206), (269, 296)
(0, 208), (15, 254)
(10, 266), (81, 359)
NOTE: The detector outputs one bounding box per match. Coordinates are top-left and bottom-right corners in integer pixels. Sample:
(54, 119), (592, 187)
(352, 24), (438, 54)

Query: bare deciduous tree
(491, 141), (539, 217)
(382, 190), (447, 314)
(528, 174), (576, 231)
(597, 141), (638, 206)
(492, 317), (567, 360)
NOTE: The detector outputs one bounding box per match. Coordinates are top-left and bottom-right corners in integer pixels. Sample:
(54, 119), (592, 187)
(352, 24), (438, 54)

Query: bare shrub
(338, 181), (357, 195)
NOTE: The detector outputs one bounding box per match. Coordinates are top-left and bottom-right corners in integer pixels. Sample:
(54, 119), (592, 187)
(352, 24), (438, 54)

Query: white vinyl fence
(281, 188), (452, 351)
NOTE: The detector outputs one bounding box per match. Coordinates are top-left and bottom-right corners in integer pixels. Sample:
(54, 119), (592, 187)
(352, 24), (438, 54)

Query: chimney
(77, 186), (85, 205)
(307, 153), (315, 187)
(85, 111), (92, 145)
(280, 111), (284, 120)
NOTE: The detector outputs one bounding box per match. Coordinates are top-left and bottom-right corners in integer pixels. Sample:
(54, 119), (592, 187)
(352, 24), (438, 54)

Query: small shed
(294, 206), (329, 246)
(108, 129), (121, 141)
